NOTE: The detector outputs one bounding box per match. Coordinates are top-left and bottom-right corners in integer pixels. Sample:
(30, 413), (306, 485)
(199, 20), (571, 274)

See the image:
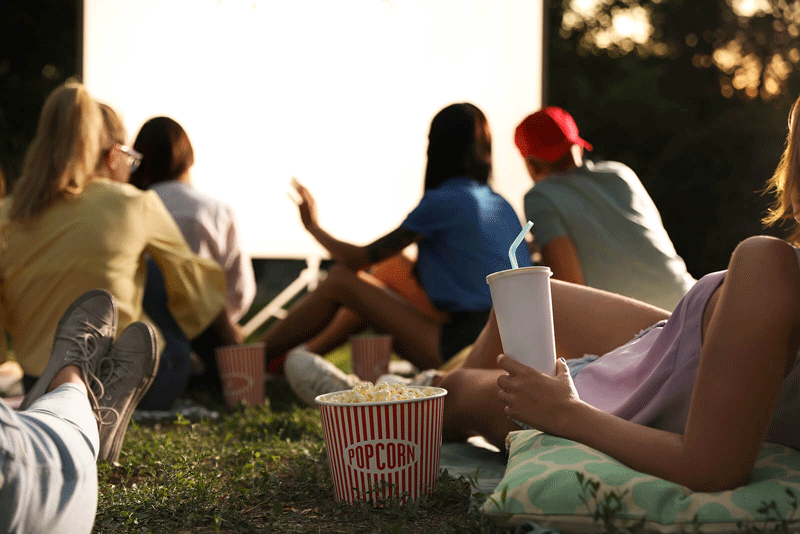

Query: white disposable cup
(316, 387), (447, 506)
(486, 266), (557, 375)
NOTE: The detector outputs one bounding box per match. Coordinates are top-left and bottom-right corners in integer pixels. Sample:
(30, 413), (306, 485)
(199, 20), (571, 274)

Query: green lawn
(93, 345), (514, 533)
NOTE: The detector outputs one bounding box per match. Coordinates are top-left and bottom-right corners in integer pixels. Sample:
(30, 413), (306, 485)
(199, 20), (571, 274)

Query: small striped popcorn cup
(315, 385), (447, 505)
(214, 342), (265, 408)
(350, 334), (392, 384)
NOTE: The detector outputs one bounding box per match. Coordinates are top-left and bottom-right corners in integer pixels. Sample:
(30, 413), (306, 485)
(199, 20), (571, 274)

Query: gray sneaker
(20, 289), (117, 410)
(284, 348), (360, 405)
(94, 322), (159, 463)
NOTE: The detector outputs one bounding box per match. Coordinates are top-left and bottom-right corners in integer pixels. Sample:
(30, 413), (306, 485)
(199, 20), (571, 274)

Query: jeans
(138, 258), (192, 410)
(0, 384), (98, 533)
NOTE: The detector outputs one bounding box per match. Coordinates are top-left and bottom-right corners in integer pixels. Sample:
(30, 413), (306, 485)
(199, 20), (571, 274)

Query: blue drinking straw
(509, 221), (533, 269)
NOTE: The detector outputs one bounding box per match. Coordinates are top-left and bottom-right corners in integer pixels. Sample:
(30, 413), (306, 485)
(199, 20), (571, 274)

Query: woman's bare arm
(292, 180), (419, 270)
(500, 236), (800, 491)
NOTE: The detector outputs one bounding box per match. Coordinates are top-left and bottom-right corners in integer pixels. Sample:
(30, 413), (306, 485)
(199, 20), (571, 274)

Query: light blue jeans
(0, 384), (98, 534)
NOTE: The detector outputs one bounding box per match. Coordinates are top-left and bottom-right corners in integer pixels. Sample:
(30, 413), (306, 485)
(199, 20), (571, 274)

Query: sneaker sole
(103, 322), (160, 463)
(20, 289), (117, 410)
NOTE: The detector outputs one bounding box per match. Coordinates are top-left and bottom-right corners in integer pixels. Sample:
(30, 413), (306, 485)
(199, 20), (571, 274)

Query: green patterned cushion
(481, 430), (800, 533)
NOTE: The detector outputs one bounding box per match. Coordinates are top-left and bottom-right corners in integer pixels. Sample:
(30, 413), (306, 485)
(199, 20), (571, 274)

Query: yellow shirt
(0, 177), (226, 377)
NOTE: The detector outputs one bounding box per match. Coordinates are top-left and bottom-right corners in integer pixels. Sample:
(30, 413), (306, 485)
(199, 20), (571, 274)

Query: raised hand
(290, 177), (319, 232)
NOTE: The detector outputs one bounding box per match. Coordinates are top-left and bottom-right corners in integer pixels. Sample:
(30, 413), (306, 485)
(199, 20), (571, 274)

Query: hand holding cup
(496, 354), (577, 434)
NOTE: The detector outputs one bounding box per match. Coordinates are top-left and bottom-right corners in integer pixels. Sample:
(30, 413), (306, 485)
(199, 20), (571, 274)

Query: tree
(555, 0), (800, 101)
(0, 0), (78, 182)
(545, 0), (795, 276)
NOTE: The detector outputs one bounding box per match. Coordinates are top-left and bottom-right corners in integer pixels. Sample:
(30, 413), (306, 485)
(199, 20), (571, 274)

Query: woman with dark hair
(266, 102), (531, 404)
(129, 116), (195, 189)
(0, 83), (225, 416)
(129, 116), (256, 399)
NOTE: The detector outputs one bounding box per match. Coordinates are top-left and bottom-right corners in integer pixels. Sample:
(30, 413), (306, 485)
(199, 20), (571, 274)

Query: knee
(440, 369), (472, 426)
(438, 368), (468, 398)
(439, 368), (498, 415)
(440, 369), (470, 417)
(316, 264), (358, 293)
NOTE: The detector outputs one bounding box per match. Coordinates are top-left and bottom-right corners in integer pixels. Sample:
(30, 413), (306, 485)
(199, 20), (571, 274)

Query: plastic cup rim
(486, 265), (552, 284)
(314, 386), (447, 406)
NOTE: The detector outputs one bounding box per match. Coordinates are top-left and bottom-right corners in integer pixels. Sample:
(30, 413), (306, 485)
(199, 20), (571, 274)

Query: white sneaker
(284, 349), (360, 405)
(376, 369), (439, 387)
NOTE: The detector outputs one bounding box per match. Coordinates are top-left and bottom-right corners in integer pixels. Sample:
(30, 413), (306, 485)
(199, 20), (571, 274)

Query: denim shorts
(511, 320), (668, 431)
(565, 354), (599, 378)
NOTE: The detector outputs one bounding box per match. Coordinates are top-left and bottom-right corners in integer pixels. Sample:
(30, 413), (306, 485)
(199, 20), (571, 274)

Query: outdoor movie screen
(83, 0), (543, 259)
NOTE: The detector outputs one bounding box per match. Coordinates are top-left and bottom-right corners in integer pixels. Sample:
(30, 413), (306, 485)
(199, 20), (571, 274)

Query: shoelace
(93, 353), (138, 427)
(55, 318), (112, 413)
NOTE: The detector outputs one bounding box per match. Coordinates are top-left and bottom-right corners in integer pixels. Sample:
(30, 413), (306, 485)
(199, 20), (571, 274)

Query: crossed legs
(440, 278), (672, 449)
(262, 263), (444, 372)
(4, 379), (99, 534)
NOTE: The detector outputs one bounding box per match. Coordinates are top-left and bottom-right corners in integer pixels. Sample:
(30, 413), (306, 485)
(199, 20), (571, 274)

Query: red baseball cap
(514, 107), (593, 162)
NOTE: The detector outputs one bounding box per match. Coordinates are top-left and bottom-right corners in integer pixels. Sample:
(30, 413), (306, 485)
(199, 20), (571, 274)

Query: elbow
(680, 464), (751, 493)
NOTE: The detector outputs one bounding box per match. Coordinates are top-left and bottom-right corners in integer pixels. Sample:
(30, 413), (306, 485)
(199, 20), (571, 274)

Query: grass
(93, 345), (515, 533)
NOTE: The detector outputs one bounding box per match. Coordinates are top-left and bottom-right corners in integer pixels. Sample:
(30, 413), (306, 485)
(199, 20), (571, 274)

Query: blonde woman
(0, 82), (225, 411)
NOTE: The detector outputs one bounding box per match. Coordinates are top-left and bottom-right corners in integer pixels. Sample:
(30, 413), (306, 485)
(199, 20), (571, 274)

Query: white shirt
(151, 180), (256, 322)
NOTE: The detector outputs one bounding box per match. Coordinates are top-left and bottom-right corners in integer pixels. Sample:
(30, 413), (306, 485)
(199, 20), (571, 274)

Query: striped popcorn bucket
(214, 342), (265, 408)
(316, 387), (447, 505)
(350, 334), (392, 383)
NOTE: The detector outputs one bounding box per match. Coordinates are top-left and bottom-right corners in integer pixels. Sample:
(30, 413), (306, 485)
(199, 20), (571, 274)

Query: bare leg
(442, 280), (671, 376)
(262, 264), (442, 370)
(439, 367), (518, 449)
(550, 279), (671, 360)
(48, 364), (88, 396)
(438, 270), (674, 444)
(306, 253), (441, 357)
(455, 309), (504, 371)
(306, 307), (367, 355)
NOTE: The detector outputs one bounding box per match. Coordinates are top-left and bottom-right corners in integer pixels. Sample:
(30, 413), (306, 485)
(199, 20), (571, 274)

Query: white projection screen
(82, 0), (543, 260)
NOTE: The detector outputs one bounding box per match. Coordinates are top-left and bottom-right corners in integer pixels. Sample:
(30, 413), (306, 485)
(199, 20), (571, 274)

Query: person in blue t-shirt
(261, 103), (530, 403)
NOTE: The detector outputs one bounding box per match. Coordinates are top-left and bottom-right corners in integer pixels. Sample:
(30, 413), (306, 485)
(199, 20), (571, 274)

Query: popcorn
(325, 382), (439, 404)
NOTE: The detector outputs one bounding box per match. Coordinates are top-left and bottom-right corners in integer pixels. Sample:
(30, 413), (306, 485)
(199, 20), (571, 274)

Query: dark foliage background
(2, 0), (799, 278)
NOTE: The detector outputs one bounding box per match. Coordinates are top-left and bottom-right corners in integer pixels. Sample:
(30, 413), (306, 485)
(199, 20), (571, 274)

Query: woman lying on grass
(434, 96), (800, 493)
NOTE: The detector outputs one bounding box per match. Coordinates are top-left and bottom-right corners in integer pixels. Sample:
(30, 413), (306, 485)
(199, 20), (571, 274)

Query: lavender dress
(573, 255), (800, 450)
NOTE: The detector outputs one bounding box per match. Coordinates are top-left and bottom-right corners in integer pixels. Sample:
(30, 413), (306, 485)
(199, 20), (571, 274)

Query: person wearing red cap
(427, 97), (800, 493)
(515, 107), (695, 311)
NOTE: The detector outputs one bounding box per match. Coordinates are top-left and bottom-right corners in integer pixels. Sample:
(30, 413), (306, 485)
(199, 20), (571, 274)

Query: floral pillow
(481, 430), (800, 533)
